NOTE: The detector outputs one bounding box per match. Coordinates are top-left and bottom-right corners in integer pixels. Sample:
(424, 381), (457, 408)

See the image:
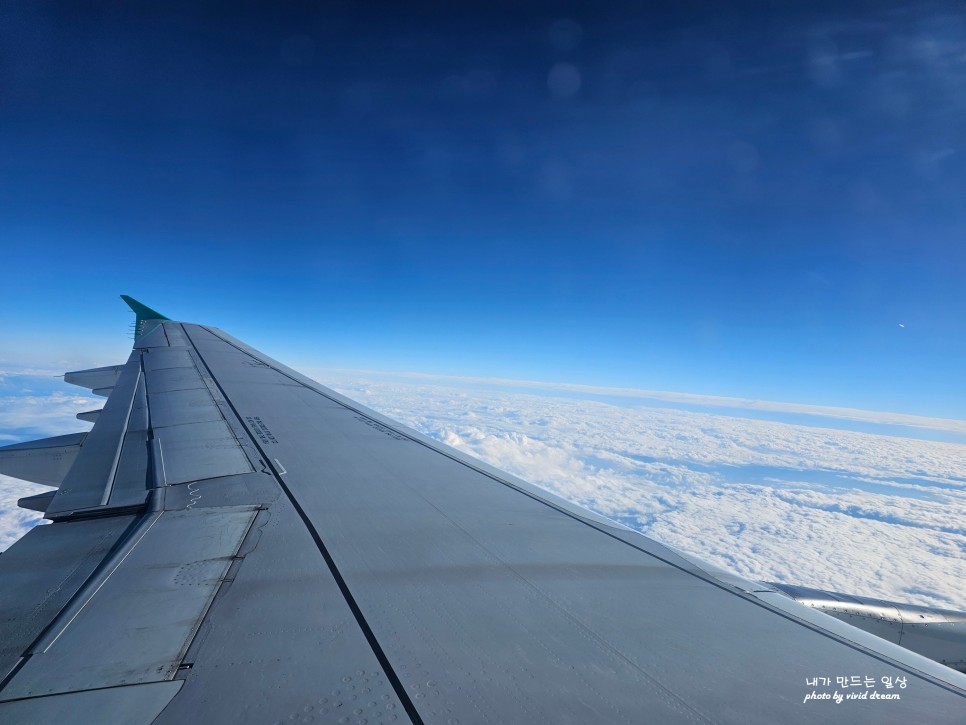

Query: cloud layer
(0, 367), (97, 442)
(322, 373), (966, 609)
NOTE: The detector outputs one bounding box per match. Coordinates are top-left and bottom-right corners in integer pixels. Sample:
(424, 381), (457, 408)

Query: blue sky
(1, 1), (964, 416)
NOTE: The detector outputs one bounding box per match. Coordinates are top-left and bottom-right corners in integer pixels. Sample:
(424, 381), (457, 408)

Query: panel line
(184, 324), (424, 725)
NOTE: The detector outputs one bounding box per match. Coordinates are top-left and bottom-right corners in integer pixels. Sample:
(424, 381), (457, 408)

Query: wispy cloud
(301, 367), (966, 434)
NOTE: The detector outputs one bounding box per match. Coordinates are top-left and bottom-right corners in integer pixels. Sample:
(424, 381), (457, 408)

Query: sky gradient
(1, 1), (964, 416)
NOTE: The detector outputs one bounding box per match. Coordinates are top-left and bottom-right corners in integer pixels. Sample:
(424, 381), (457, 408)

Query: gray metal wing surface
(1, 305), (965, 724)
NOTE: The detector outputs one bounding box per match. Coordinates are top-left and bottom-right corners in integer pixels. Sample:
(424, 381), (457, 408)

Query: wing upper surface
(0, 316), (963, 723)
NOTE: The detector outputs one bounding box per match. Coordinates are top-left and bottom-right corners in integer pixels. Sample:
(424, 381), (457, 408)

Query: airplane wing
(1, 298), (964, 723)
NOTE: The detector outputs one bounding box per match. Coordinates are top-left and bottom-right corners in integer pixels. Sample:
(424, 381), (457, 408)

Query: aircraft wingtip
(120, 295), (169, 321)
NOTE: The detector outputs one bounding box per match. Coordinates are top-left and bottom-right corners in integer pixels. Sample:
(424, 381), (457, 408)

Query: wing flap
(0, 506), (257, 701)
(46, 355), (143, 518)
(0, 681), (183, 725)
(0, 515), (136, 682)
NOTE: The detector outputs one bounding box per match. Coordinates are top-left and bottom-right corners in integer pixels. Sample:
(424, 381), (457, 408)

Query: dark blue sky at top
(1, 1), (964, 416)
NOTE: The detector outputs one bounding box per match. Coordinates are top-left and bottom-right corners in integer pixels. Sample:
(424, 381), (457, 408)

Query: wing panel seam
(182, 324), (426, 725)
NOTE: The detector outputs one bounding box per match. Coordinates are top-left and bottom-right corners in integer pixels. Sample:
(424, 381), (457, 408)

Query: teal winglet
(121, 295), (170, 339)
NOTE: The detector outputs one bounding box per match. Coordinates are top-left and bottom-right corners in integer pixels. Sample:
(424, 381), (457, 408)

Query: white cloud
(299, 366), (966, 434)
(323, 374), (966, 609)
(0, 474), (49, 552)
